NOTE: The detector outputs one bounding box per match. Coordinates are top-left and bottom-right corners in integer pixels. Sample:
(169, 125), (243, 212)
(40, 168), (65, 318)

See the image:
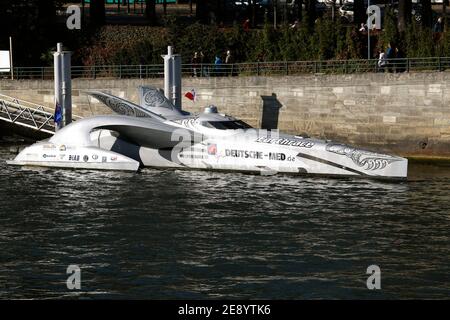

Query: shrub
(75, 16), (450, 67)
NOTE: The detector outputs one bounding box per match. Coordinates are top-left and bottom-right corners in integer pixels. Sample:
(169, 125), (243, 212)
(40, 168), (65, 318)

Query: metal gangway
(0, 93), (82, 135)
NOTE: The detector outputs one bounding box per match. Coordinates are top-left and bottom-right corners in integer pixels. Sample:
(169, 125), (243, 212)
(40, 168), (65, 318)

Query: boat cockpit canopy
(201, 120), (253, 130)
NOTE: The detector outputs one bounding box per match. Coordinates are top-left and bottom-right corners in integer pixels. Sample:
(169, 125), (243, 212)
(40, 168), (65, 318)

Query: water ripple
(0, 146), (449, 299)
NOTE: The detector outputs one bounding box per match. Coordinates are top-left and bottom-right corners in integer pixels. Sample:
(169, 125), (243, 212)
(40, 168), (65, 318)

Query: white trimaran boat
(8, 86), (408, 179)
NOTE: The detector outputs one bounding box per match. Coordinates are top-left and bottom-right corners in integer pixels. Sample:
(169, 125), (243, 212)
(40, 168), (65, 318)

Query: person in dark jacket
(433, 17), (444, 33)
(213, 55), (222, 77)
(385, 42), (396, 73)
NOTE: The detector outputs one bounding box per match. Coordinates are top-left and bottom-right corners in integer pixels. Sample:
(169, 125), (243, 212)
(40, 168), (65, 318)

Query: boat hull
(95, 130), (408, 179)
(7, 141), (140, 172)
(7, 118), (408, 180)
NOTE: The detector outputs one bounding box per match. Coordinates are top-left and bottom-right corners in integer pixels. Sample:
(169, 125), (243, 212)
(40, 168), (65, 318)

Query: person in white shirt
(359, 23), (367, 32)
(378, 50), (386, 72)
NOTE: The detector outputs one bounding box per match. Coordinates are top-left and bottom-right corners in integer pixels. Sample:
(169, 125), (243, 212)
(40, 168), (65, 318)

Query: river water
(0, 142), (449, 299)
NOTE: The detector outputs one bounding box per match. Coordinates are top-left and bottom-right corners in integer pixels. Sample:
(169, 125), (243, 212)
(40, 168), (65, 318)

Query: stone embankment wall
(1, 71), (449, 157)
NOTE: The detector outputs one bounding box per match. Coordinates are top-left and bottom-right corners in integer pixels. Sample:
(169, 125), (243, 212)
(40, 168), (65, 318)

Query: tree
(353, 0), (365, 26)
(250, 0), (258, 27)
(443, 1), (449, 22)
(90, 0), (105, 25)
(145, 0), (156, 25)
(421, 0), (432, 28)
(295, 0), (303, 22)
(213, 0), (225, 25)
(0, 0), (64, 66)
(306, 0), (317, 29)
(331, 0), (336, 22)
(37, 0), (57, 25)
(81, 0), (86, 25)
(196, 0), (209, 24)
(380, 6), (398, 50)
(398, 0), (412, 32)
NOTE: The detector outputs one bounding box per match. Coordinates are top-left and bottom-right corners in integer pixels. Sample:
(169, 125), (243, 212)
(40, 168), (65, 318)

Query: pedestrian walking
(214, 55), (222, 77)
(191, 52), (201, 77)
(225, 50), (234, 76)
(377, 49), (386, 72)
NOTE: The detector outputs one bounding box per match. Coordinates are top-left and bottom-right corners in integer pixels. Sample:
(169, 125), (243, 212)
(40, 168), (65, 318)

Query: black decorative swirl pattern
(325, 144), (401, 170)
(174, 117), (199, 129)
(92, 93), (150, 118)
(143, 89), (166, 108)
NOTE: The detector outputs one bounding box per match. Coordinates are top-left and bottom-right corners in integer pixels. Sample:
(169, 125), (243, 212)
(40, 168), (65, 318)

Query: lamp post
(162, 46), (181, 110)
(273, 0), (277, 29)
(367, 0), (371, 60)
(9, 37), (13, 80)
(54, 43), (72, 131)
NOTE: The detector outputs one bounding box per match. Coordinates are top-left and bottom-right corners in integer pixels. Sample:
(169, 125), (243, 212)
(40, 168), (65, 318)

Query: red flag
(184, 89), (196, 102)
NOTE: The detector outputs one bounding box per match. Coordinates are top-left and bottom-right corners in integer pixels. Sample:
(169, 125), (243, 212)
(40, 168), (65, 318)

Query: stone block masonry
(1, 71), (449, 157)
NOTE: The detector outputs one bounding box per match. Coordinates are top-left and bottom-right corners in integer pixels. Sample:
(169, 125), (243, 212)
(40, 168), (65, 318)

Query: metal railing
(0, 93), (83, 134)
(4, 57), (450, 80)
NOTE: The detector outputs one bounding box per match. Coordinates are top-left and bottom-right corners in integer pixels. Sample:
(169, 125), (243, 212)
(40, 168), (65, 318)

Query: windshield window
(201, 120), (253, 130)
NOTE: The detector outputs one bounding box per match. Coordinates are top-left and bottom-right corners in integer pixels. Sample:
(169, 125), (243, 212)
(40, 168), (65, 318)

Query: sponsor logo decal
(83, 155), (89, 162)
(92, 154), (98, 160)
(43, 154), (56, 159)
(224, 149), (295, 162)
(268, 152), (286, 161)
(256, 137), (314, 148)
(179, 147), (207, 160)
(179, 153), (206, 159)
(102, 156), (107, 163)
(225, 149), (263, 159)
(69, 155), (80, 161)
(59, 145), (66, 151)
(207, 143), (217, 155)
(59, 154), (66, 160)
